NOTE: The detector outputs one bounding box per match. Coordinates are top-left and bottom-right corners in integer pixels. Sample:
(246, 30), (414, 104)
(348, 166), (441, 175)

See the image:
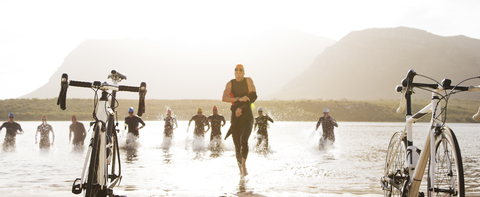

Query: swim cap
(213, 106), (217, 110)
(197, 107), (203, 113)
(72, 115), (76, 120)
(128, 107), (134, 113)
(235, 64), (244, 71)
(42, 115), (47, 119)
(8, 113), (14, 118)
(323, 108), (329, 113)
(258, 107), (263, 111)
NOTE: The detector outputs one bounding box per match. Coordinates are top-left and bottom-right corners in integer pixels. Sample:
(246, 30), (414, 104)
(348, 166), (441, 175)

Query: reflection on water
(0, 121), (479, 196)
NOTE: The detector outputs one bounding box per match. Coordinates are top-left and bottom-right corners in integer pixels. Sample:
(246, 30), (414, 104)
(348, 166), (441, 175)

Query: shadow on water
(125, 146), (138, 163)
(234, 178), (267, 197)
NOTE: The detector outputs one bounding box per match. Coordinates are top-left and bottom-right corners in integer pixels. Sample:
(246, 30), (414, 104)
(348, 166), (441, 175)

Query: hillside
(20, 28), (335, 100)
(1, 98), (479, 123)
(270, 27), (480, 100)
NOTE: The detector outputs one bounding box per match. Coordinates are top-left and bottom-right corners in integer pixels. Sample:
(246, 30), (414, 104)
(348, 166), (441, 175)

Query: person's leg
(240, 118), (254, 176)
(232, 130), (243, 174)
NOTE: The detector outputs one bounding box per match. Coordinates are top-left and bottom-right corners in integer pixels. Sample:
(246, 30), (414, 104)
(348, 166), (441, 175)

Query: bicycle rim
(424, 127), (465, 197)
(384, 131), (408, 197)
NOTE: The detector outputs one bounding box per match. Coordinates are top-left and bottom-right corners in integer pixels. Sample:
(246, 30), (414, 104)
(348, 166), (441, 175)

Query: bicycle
(380, 69), (480, 197)
(57, 70), (147, 197)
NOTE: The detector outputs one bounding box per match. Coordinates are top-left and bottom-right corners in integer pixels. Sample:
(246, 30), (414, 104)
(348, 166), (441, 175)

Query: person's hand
(136, 127), (139, 131)
(330, 117), (334, 122)
(236, 107), (243, 117)
(238, 96), (250, 102)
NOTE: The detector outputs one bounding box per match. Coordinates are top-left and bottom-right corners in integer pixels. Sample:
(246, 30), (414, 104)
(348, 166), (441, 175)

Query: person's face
(323, 112), (329, 117)
(167, 112), (171, 117)
(213, 109), (218, 115)
(129, 111), (134, 117)
(42, 117), (47, 124)
(72, 118), (77, 124)
(258, 110), (263, 116)
(8, 116), (13, 122)
(235, 67), (244, 80)
(197, 112), (202, 116)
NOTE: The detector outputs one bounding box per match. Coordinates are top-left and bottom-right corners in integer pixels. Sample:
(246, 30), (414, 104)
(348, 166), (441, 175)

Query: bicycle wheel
(383, 131), (408, 197)
(425, 126), (465, 197)
(85, 125), (101, 197)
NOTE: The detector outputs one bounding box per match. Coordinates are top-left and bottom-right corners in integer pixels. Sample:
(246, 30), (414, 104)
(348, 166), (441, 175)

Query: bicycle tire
(383, 131), (408, 197)
(85, 124), (101, 197)
(423, 126), (465, 197)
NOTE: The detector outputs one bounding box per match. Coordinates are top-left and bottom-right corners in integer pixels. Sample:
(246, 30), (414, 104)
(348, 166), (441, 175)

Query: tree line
(0, 98), (479, 123)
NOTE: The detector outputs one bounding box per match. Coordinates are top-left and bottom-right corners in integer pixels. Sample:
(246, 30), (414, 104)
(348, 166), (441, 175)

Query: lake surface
(0, 121), (479, 197)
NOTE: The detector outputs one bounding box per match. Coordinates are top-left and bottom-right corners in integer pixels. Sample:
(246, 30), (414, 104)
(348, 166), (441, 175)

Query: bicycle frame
(58, 70), (146, 196)
(383, 69), (480, 197)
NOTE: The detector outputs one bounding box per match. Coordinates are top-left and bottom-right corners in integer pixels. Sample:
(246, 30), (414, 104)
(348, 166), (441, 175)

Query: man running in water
(0, 113), (24, 150)
(163, 108), (178, 138)
(69, 115), (86, 146)
(315, 108), (338, 148)
(254, 107), (274, 151)
(207, 106), (226, 150)
(124, 107), (146, 143)
(222, 64), (257, 177)
(188, 108), (210, 137)
(35, 115), (55, 149)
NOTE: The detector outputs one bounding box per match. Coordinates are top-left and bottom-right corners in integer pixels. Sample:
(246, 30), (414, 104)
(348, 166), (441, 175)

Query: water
(0, 121), (479, 197)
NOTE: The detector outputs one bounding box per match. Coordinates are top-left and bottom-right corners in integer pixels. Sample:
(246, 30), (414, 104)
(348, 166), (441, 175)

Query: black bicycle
(57, 70), (146, 197)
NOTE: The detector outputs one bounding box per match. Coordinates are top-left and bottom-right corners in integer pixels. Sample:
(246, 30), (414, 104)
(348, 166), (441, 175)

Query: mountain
(270, 27), (480, 100)
(20, 28), (336, 100)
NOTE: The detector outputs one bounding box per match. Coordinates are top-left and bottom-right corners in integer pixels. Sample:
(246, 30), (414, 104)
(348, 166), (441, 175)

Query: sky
(1, 0), (479, 100)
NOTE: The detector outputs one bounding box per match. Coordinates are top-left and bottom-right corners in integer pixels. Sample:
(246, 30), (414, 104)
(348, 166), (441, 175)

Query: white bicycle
(380, 70), (480, 197)
(57, 70), (147, 197)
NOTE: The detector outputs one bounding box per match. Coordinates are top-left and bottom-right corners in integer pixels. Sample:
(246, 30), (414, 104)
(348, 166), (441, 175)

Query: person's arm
(35, 126), (39, 144)
(222, 81), (236, 103)
(17, 124), (24, 134)
(69, 125), (72, 143)
(254, 118), (258, 130)
(205, 117), (210, 132)
(246, 77), (257, 102)
(333, 118), (338, 127)
(188, 116), (194, 126)
(268, 116), (274, 123)
(124, 117), (128, 130)
(51, 126), (55, 146)
(138, 117), (146, 129)
(173, 118), (178, 130)
(315, 118), (321, 130)
(222, 116), (226, 127)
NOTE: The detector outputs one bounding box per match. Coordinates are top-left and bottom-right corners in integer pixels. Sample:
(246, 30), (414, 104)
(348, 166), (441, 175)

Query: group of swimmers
(0, 113), (87, 151)
(1, 64), (338, 178)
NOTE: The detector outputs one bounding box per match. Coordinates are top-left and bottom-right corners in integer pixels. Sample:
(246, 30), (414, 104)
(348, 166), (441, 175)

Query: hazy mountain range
(270, 27), (480, 100)
(22, 27), (480, 101)
(21, 28), (335, 100)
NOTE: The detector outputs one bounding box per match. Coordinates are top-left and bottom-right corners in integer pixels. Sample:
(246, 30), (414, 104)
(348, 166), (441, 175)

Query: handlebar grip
(119, 85), (139, 92)
(57, 73), (69, 110)
(69, 80), (92, 88)
(137, 82), (147, 116)
(473, 107), (480, 121)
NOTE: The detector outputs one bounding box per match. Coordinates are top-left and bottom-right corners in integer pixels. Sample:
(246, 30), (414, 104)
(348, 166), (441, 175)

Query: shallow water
(0, 121), (479, 197)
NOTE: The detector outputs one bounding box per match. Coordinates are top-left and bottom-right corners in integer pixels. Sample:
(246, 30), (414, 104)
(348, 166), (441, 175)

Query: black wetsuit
(316, 116), (338, 142)
(0, 122), (23, 148)
(189, 115), (209, 137)
(70, 122), (86, 145)
(163, 116), (177, 137)
(207, 114), (226, 141)
(125, 115), (146, 137)
(229, 78), (255, 166)
(254, 115), (274, 148)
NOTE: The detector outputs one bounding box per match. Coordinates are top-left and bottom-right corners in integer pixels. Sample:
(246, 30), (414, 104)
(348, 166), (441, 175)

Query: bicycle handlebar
(57, 72), (147, 116)
(396, 70), (480, 119)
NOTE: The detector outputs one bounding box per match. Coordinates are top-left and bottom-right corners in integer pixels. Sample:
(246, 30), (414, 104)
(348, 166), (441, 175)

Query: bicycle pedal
(72, 178), (82, 194)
